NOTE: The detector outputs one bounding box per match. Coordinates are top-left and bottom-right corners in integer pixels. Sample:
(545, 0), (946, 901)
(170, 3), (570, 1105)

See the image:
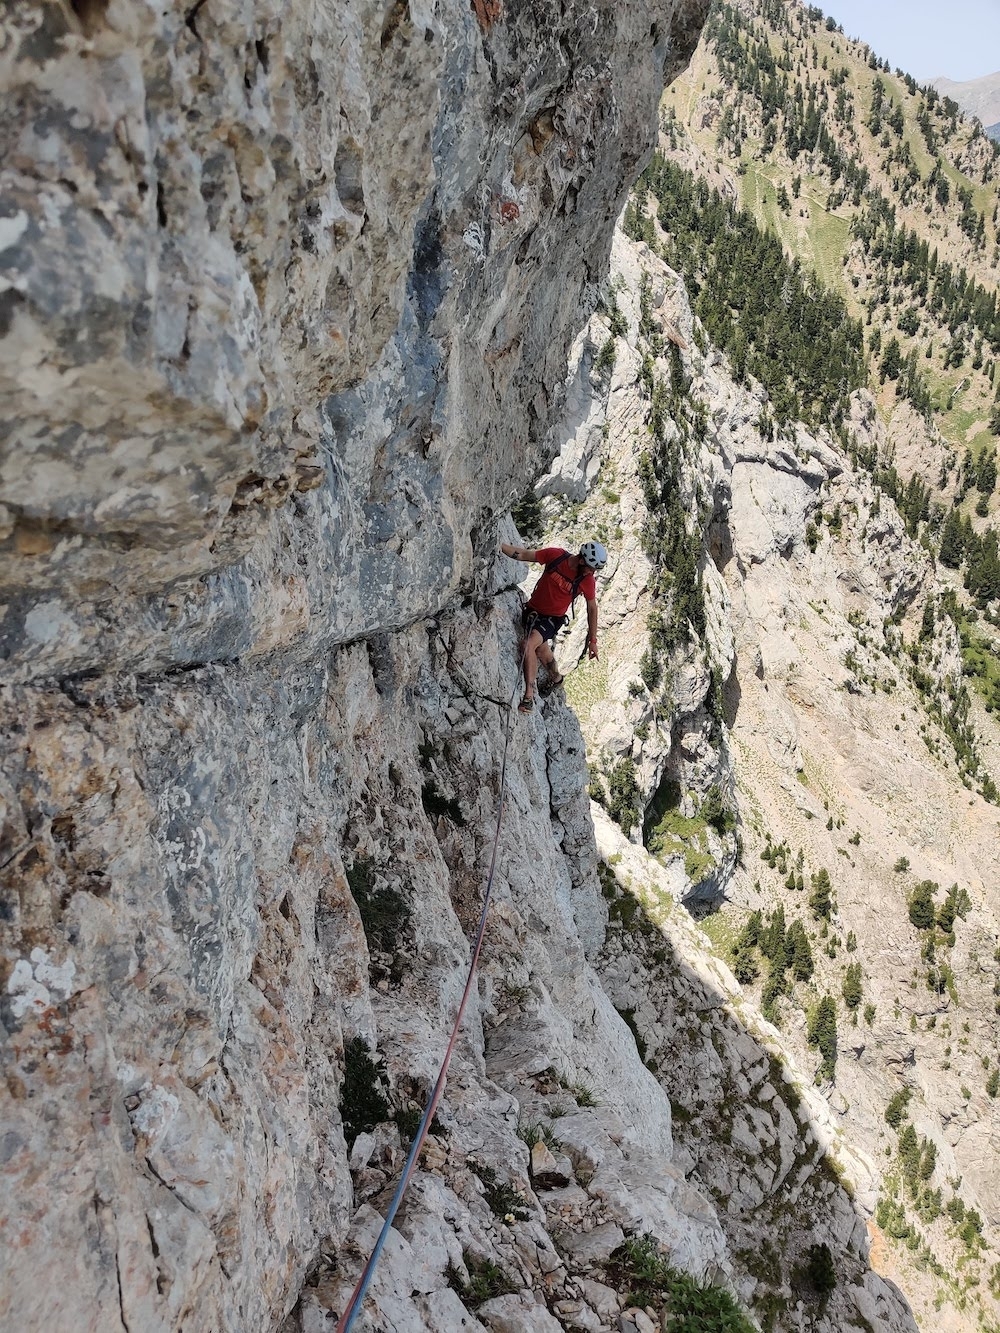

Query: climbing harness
(335, 636), (530, 1333)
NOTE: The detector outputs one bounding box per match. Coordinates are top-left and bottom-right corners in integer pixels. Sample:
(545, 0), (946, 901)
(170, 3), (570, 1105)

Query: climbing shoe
(538, 672), (564, 697)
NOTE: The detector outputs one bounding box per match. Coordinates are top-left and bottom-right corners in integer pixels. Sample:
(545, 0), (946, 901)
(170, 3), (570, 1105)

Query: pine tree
(842, 961), (863, 1009)
(788, 920), (815, 980)
(939, 508), (964, 568)
(761, 904), (787, 963)
(908, 880), (937, 930)
(809, 868), (832, 920)
(733, 943), (760, 985)
(807, 995), (838, 1080)
(977, 448), (998, 495)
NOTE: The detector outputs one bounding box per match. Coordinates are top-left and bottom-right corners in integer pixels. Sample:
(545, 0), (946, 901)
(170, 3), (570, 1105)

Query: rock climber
(499, 539), (607, 713)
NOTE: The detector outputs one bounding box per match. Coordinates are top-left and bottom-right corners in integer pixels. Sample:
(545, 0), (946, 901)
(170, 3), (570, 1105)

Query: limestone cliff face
(0, 2), (722, 1331)
(1, 0), (702, 677)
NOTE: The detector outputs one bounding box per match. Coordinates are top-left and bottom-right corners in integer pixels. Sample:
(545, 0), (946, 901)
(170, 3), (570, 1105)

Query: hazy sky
(823, 0), (1000, 83)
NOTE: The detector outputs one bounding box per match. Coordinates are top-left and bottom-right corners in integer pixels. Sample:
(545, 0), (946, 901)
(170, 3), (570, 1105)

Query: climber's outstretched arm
(500, 542), (541, 563)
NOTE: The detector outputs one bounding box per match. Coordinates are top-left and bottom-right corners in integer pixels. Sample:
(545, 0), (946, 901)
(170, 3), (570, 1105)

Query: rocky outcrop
(0, 1), (722, 1330)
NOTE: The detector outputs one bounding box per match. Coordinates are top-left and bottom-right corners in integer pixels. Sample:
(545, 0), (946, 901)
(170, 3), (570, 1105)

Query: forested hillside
(649, 0), (1000, 761)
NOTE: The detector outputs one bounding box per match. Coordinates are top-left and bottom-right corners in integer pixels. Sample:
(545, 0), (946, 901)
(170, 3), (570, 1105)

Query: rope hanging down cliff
(335, 636), (530, 1333)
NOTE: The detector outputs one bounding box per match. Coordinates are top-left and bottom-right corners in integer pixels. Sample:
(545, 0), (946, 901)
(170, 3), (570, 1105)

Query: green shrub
(511, 487), (545, 543)
(595, 336), (617, 376)
(467, 1160), (529, 1221)
(447, 1253), (517, 1308)
(606, 1235), (755, 1331)
(347, 856), (413, 955)
(803, 1242), (837, 1295)
(616, 1007), (649, 1064)
(608, 757), (641, 833)
(340, 1037), (390, 1147)
(701, 784), (737, 836)
(421, 778), (466, 826)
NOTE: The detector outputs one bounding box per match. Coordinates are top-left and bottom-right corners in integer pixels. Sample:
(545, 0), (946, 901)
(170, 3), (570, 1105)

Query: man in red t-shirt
(500, 539), (607, 713)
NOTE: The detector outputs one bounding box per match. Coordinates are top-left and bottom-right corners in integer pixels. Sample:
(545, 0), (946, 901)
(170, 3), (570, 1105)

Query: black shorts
(522, 607), (566, 643)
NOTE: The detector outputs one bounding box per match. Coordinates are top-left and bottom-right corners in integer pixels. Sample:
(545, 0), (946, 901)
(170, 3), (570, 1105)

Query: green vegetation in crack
(447, 1253), (517, 1309)
(346, 854), (414, 974)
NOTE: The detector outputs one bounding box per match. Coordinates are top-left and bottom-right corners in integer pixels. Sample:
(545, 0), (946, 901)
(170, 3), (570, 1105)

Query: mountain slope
(528, 188), (1000, 1331)
(661, 0), (1000, 482)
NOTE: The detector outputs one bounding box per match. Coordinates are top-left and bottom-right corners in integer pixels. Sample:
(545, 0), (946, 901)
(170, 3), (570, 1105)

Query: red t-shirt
(527, 548), (597, 617)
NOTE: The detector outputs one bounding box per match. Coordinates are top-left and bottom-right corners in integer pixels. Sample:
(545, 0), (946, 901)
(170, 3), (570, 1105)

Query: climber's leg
(520, 627), (544, 707)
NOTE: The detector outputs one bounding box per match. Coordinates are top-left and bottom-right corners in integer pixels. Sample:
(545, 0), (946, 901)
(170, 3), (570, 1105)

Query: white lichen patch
(7, 947), (77, 1018)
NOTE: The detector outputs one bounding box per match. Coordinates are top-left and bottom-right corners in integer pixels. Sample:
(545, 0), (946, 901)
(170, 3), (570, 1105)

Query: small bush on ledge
(606, 1234), (756, 1332)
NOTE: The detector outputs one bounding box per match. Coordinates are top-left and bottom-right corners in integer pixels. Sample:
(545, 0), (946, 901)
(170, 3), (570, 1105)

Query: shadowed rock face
(0, 0), (708, 679)
(0, 1), (714, 1331)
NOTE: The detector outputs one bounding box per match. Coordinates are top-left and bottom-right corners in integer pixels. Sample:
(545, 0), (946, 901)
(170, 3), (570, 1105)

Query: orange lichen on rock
(471, 0), (502, 33)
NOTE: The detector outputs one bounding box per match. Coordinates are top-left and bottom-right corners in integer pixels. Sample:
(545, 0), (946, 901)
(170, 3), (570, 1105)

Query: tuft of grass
(447, 1252), (518, 1309)
(467, 1159), (530, 1221)
(518, 1120), (558, 1150)
(568, 1082), (599, 1108)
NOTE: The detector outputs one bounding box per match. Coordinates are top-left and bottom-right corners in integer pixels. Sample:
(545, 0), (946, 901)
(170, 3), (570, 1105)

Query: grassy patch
(564, 656), (609, 719)
(643, 775), (716, 884)
(806, 205), (850, 293)
(696, 906), (740, 959)
(647, 806), (715, 884)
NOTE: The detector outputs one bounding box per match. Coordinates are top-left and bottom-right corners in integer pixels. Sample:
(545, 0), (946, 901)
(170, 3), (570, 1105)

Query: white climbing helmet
(579, 539), (608, 571)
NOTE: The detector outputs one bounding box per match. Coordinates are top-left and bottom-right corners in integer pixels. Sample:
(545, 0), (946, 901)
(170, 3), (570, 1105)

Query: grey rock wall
(0, 0), (713, 1330)
(1, 0), (705, 679)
